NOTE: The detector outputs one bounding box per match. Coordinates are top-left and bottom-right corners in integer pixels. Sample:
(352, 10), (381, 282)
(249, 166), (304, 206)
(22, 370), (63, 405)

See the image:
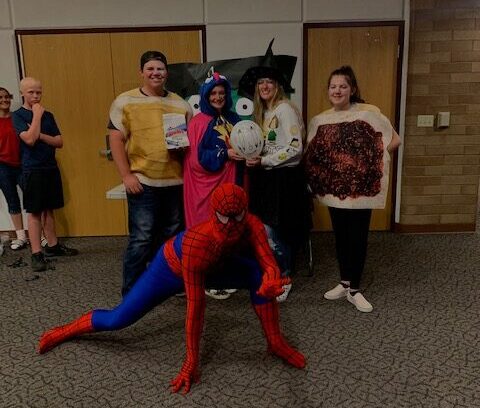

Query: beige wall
(207, 23), (303, 107)
(401, 0), (480, 231)
(1, 0), (411, 231)
(206, 0), (302, 23)
(304, 0), (405, 21)
(11, 0), (204, 27)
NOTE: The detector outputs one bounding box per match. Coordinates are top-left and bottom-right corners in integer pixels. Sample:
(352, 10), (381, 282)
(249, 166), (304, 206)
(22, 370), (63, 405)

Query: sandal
(10, 239), (28, 250)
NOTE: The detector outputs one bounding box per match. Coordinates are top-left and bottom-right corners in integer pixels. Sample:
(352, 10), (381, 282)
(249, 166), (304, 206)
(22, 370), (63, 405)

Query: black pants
(328, 207), (372, 290)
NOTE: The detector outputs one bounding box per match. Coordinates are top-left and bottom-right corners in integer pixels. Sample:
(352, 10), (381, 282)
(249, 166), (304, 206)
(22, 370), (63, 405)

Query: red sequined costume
(38, 183), (305, 393)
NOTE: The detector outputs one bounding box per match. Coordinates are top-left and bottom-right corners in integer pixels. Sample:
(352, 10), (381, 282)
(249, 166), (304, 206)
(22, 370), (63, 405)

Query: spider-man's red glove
(257, 277), (291, 299)
(170, 358), (200, 394)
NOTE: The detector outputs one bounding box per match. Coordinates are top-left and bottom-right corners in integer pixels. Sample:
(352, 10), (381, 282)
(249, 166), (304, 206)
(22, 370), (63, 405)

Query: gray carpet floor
(0, 231), (479, 408)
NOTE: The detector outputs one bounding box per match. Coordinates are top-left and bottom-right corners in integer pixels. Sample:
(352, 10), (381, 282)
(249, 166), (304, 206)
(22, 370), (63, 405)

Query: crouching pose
(38, 183), (305, 393)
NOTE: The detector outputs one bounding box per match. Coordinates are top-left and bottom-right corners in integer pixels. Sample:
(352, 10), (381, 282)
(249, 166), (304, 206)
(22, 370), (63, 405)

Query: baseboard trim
(393, 223), (476, 233)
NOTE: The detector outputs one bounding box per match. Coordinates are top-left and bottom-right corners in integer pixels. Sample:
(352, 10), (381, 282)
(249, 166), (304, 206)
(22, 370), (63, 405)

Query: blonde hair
(252, 79), (305, 140)
(253, 79), (285, 125)
(19, 77), (41, 93)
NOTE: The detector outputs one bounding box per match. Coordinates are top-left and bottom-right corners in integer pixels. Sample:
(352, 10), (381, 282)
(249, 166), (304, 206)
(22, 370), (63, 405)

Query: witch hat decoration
(237, 38), (296, 99)
(165, 39), (297, 99)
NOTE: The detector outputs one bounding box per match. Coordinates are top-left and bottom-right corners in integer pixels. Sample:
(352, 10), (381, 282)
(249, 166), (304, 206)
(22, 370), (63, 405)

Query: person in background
(183, 71), (244, 300)
(12, 78), (78, 272)
(108, 51), (192, 296)
(0, 87), (27, 250)
(240, 65), (312, 302)
(304, 65), (401, 313)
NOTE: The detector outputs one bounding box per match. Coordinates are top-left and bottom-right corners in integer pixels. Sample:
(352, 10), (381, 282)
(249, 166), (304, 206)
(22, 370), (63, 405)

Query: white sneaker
(276, 283), (292, 303)
(324, 284), (348, 300)
(224, 289), (238, 294)
(347, 291), (373, 313)
(10, 238), (28, 250)
(205, 289), (231, 300)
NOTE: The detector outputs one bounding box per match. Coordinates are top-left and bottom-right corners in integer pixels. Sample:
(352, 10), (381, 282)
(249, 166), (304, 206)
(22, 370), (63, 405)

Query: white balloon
(230, 120), (264, 159)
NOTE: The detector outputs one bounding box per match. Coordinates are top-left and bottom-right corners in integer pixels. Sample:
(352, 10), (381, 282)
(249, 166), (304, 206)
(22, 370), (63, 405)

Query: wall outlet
(417, 115), (434, 127)
(436, 112), (450, 128)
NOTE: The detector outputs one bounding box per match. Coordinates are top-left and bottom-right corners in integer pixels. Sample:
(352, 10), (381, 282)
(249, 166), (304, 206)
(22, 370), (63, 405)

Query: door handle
(100, 134), (113, 161)
(99, 149), (113, 160)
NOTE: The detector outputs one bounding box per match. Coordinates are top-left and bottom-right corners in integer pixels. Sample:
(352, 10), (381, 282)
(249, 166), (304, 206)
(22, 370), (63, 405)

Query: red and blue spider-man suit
(38, 183), (305, 393)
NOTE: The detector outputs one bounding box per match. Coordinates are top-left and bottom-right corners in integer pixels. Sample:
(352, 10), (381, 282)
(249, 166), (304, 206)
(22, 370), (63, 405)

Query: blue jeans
(0, 163), (22, 214)
(264, 224), (291, 278)
(122, 184), (184, 296)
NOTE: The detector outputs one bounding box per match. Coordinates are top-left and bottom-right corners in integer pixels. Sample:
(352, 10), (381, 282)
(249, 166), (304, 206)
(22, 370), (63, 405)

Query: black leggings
(328, 207), (372, 290)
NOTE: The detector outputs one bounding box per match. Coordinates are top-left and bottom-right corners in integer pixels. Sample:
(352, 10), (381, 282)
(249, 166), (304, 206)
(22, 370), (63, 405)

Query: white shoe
(347, 291), (373, 313)
(205, 289), (231, 300)
(276, 283), (292, 303)
(324, 283), (348, 300)
(10, 238), (28, 250)
(41, 236), (48, 248)
(224, 289), (238, 294)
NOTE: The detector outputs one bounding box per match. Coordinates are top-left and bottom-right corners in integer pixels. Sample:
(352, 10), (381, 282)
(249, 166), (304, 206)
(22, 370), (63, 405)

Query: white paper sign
(163, 113), (189, 149)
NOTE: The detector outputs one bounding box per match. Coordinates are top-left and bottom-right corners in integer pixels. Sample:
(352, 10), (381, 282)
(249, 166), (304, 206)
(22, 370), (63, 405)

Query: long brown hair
(328, 65), (365, 104)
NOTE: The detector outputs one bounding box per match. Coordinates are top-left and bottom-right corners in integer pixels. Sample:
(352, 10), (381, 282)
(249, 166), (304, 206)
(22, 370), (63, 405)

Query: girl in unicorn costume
(183, 71), (245, 299)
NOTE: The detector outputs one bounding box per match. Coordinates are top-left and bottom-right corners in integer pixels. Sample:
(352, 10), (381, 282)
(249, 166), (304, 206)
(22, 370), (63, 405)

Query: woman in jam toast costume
(304, 66), (401, 313)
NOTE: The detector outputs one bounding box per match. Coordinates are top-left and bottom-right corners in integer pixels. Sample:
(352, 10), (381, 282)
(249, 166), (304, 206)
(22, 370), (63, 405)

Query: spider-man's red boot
(38, 311), (94, 354)
(253, 302), (306, 368)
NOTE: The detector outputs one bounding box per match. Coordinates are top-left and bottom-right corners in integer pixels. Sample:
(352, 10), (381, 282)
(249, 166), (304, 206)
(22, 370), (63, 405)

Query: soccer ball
(230, 120), (264, 160)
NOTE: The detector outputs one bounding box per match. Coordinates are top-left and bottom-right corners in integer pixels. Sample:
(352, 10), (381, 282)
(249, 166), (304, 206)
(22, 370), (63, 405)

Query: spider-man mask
(210, 183), (248, 243)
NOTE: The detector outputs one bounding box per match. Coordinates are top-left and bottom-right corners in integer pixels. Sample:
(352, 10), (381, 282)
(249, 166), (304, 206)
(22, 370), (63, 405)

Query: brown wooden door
(305, 24), (401, 231)
(20, 33), (126, 236)
(18, 29), (202, 236)
(110, 31), (202, 95)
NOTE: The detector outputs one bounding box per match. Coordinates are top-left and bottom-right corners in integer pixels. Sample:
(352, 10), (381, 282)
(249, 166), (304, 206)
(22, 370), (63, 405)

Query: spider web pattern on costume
(38, 184), (305, 394)
(211, 181), (247, 215)
(172, 184), (249, 392)
(254, 302), (306, 368)
(38, 312), (93, 354)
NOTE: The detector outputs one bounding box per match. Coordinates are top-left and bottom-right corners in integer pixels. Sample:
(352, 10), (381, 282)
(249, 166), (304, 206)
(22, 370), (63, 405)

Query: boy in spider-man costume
(38, 183), (305, 393)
